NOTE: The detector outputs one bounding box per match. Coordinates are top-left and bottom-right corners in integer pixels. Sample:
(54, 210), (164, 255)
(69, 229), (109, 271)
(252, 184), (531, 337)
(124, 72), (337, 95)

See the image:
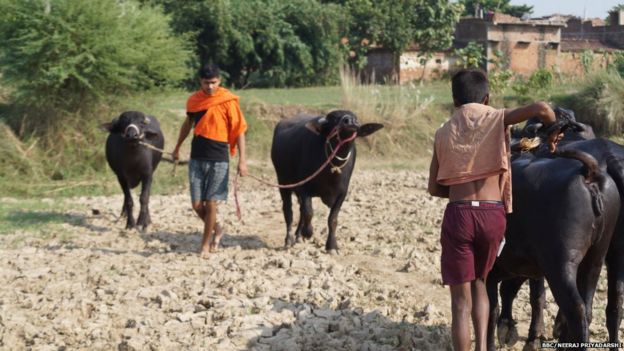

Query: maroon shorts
(440, 201), (506, 285)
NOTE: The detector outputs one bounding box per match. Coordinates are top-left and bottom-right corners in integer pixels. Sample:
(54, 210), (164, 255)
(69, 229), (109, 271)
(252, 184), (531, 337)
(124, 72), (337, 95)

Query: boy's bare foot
(200, 247), (211, 259)
(210, 226), (223, 253)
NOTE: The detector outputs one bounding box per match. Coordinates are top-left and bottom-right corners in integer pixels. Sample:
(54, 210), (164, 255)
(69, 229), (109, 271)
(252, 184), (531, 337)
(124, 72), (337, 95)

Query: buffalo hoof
(522, 339), (541, 351)
(497, 318), (519, 347)
(125, 219), (136, 230)
(137, 213), (151, 232)
(285, 235), (296, 248)
(552, 315), (564, 339)
(327, 249), (339, 256)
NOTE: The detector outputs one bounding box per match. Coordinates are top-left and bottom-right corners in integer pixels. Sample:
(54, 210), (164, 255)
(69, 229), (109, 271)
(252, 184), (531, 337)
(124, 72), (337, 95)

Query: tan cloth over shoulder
(434, 103), (513, 213)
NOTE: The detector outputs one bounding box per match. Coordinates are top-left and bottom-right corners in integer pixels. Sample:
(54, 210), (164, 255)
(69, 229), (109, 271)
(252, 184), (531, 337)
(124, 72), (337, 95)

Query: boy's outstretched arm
(428, 149), (449, 198)
(503, 101), (555, 126)
(504, 102), (561, 152)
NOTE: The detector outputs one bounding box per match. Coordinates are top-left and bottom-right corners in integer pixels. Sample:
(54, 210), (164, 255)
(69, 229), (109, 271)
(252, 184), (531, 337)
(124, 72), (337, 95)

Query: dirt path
(0, 169), (613, 350)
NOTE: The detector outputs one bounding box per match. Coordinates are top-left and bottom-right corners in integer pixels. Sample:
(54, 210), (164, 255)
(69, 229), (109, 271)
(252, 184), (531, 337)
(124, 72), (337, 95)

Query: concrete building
(364, 11), (624, 84)
(364, 45), (455, 84)
(453, 13), (565, 75)
(364, 13), (566, 83)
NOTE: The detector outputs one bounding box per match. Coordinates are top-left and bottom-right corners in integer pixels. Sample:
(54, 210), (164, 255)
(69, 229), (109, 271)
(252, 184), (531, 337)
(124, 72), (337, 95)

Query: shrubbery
(0, 0), (192, 180)
(0, 0), (192, 116)
(559, 70), (624, 136)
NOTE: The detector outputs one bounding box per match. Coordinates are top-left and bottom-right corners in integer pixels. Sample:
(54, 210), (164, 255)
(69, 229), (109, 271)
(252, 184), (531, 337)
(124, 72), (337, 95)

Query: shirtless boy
(428, 69), (561, 351)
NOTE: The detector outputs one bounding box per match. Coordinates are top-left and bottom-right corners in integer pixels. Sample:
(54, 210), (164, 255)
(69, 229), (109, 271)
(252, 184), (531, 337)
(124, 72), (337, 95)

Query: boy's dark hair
(452, 69), (489, 105)
(199, 63), (220, 79)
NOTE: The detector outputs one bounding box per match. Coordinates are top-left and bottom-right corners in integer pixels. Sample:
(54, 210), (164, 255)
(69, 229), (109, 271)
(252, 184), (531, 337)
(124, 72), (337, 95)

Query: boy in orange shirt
(173, 64), (247, 259)
(428, 69), (561, 350)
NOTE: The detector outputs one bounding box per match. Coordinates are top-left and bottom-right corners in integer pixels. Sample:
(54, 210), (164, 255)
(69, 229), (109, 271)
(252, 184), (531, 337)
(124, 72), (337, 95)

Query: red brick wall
(558, 51), (614, 76)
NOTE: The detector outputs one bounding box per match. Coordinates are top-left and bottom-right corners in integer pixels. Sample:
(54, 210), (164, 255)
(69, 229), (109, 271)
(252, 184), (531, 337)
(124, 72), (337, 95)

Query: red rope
(233, 130), (357, 220)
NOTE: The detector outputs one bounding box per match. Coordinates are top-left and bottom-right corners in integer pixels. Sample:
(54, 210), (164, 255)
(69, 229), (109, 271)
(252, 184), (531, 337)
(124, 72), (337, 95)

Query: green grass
(0, 198), (82, 236)
(236, 86), (343, 108)
(0, 77), (593, 199)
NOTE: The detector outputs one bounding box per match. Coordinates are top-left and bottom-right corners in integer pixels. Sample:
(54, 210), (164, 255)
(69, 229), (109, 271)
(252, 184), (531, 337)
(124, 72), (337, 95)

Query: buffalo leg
(552, 310), (565, 340)
(117, 175), (135, 229)
(606, 242), (624, 348)
(300, 196), (314, 240)
(293, 195), (303, 243)
(326, 193), (346, 252)
(577, 257), (605, 328)
(280, 189), (295, 247)
(526, 278), (546, 349)
(498, 277), (524, 347)
(136, 175), (152, 231)
(546, 269), (588, 346)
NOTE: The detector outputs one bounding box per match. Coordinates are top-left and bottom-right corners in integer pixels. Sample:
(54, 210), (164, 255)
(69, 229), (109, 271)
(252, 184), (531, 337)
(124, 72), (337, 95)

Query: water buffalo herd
(103, 107), (624, 350)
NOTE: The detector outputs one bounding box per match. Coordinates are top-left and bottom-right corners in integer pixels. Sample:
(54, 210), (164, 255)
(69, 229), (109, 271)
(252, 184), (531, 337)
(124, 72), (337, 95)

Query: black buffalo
(486, 149), (621, 350)
(102, 111), (164, 231)
(498, 111), (624, 350)
(271, 110), (383, 253)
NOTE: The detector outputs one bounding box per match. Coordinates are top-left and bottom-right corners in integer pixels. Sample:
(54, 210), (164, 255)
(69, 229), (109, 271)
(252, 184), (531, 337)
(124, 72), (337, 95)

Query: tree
(612, 4), (624, 11)
(325, 0), (462, 72)
(0, 0), (192, 113)
(145, 0), (343, 88)
(459, 0), (533, 18)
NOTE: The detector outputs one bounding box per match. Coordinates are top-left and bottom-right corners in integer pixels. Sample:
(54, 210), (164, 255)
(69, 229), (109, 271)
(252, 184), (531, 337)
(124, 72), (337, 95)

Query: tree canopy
(322, 0), (462, 70)
(459, 0), (533, 18)
(0, 0), (192, 112)
(144, 0), (344, 88)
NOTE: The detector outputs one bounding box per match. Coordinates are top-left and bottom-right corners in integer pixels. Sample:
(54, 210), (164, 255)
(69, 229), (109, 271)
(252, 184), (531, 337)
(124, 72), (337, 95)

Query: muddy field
(0, 166), (614, 350)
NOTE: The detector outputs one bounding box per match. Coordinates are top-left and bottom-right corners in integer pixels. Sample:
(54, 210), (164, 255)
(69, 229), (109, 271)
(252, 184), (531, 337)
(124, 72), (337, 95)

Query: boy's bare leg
(200, 200), (218, 259)
(450, 283), (472, 351)
(192, 202), (205, 220)
(471, 278), (489, 351)
(210, 223), (223, 252)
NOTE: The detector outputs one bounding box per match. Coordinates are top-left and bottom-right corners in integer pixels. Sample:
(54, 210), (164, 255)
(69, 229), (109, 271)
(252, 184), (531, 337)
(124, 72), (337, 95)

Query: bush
(610, 51), (624, 77)
(0, 0), (192, 114)
(453, 41), (485, 69)
(580, 50), (594, 74)
(510, 68), (553, 102)
(0, 0), (193, 183)
(558, 70), (624, 136)
(488, 50), (513, 98)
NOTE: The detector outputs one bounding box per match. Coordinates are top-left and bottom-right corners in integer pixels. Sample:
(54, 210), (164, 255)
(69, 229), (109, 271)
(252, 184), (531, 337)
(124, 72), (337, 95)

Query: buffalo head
(304, 110), (384, 139)
(521, 107), (594, 139)
(101, 111), (160, 143)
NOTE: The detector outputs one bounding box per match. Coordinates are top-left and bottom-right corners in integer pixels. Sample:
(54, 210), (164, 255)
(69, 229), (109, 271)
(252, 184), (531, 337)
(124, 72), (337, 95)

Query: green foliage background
(0, 0), (192, 114)
(458, 0), (532, 18)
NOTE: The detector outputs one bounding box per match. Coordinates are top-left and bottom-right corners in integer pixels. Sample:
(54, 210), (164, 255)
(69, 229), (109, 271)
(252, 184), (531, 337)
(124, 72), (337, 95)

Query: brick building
(454, 13), (565, 75)
(556, 11), (624, 76)
(364, 45), (455, 84)
(364, 11), (624, 84)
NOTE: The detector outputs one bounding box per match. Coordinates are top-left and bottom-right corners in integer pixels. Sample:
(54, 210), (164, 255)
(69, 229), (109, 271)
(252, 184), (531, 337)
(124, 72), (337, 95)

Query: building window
(435, 59), (442, 64)
(546, 42), (559, 49)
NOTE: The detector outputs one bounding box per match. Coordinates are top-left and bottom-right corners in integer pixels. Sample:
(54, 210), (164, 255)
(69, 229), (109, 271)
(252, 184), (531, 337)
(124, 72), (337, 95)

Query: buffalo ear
(357, 123), (384, 137)
(571, 121), (586, 132)
(100, 118), (119, 133)
(144, 115), (161, 138)
(524, 122), (542, 136)
(305, 117), (326, 135)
